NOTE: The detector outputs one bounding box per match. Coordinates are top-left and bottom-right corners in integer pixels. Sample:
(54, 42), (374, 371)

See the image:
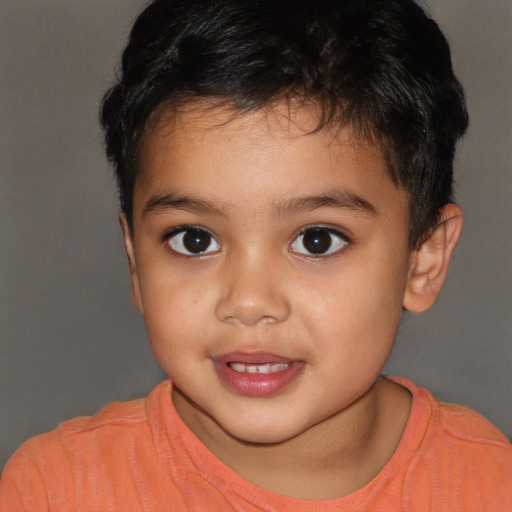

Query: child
(1, 0), (511, 510)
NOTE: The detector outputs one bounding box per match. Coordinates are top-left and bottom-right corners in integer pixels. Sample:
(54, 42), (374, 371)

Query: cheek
(299, 257), (407, 351)
(139, 274), (212, 352)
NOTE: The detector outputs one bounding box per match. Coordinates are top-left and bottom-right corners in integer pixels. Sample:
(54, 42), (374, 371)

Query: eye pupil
(183, 229), (211, 253)
(303, 229), (332, 254)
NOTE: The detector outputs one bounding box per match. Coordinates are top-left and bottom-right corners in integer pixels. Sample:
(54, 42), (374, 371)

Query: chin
(217, 415), (305, 445)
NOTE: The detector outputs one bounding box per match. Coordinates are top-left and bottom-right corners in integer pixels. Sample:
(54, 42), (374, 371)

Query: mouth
(213, 353), (304, 397)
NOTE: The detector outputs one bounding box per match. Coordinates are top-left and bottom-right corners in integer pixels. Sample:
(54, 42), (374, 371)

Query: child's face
(125, 103), (412, 444)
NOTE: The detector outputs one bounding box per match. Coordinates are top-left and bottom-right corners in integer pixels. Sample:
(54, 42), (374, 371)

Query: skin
(122, 102), (463, 499)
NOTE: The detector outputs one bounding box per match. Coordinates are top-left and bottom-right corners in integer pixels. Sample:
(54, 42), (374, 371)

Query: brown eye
(290, 227), (348, 256)
(167, 228), (220, 255)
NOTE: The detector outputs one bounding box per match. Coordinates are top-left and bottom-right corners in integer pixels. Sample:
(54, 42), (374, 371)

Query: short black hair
(100, 0), (468, 248)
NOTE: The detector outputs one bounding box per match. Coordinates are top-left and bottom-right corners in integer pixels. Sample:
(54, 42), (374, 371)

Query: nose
(215, 253), (291, 327)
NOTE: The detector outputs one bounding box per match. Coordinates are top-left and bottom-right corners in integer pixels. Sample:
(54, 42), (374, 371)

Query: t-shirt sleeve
(0, 438), (51, 512)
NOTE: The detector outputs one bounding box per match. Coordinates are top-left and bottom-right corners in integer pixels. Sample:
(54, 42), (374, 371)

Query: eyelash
(162, 225), (351, 258)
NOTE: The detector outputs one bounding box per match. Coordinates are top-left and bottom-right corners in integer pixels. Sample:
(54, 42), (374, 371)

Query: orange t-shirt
(1, 377), (511, 511)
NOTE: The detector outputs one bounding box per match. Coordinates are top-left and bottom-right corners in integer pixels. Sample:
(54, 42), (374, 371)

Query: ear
(403, 204), (463, 313)
(119, 214), (144, 314)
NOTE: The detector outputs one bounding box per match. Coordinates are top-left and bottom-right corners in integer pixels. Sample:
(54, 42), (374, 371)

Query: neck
(172, 378), (411, 500)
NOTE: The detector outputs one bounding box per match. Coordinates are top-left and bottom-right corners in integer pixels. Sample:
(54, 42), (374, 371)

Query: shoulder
(436, 398), (511, 446)
(432, 397), (512, 475)
(53, 391), (149, 436)
(392, 376), (510, 447)
(409, 378), (512, 452)
(4, 381), (173, 463)
(0, 381), (172, 511)
(392, 377), (512, 510)
(18, 390), (152, 458)
(432, 397), (512, 484)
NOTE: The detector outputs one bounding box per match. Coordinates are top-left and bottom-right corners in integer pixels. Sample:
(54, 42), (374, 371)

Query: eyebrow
(273, 190), (376, 218)
(143, 193), (230, 218)
(142, 189), (376, 219)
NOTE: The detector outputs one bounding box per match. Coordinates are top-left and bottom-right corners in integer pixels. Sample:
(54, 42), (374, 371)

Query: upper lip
(212, 352), (296, 364)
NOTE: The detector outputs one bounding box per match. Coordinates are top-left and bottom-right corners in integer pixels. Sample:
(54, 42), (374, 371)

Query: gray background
(1, 0), (510, 469)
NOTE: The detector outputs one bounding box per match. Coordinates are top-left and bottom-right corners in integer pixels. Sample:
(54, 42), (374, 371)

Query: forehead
(135, 101), (406, 219)
(140, 101), (385, 171)
(142, 101), (342, 162)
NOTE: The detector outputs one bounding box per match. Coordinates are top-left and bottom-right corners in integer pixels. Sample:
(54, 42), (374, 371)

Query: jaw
(171, 377), (412, 500)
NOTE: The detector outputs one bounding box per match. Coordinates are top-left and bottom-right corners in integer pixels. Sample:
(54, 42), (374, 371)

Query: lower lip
(213, 361), (305, 397)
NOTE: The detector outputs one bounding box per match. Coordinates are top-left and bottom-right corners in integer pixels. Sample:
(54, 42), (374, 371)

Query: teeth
(228, 362), (291, 374)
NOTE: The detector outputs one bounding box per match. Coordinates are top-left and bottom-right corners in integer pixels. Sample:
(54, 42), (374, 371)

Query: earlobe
(119, 214), (144, 314)
(403, 204), (463, 313)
